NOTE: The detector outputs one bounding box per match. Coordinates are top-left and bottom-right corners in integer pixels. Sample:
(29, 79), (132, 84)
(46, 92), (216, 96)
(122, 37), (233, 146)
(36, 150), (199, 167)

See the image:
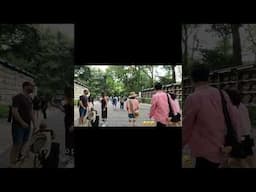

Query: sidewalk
(75, 101), (182, 127)
(0, 108), (71, 168)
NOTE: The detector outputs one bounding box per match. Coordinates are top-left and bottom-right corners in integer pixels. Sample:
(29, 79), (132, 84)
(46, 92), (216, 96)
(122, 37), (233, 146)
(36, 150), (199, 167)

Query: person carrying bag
(219, 89), (247, 168)
(166, 93), (181, 123)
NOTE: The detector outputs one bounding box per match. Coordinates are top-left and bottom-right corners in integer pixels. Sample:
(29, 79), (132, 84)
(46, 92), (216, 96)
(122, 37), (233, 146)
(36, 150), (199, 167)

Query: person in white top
(225, 89), (255, 168)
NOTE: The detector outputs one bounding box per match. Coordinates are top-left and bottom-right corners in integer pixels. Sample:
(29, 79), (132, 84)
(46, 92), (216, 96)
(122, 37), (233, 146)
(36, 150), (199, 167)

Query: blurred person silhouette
(225, 89), (255, 168)
(182, 63), (241, 168)
(9, 82), (37, 168)
(101, 92), (108, 123)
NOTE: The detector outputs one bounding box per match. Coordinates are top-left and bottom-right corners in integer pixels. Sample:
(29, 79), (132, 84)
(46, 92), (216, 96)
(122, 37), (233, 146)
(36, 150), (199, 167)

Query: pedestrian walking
(168, 92), (181, 123)
(78, 89), (89, 125)
(101, 92), (108, 123)
(224, 89), (256, 168)
(112, 96), (117, 110)
(126, 92), (140, 127)
(149, 82), (178, 127)
(41, 96), (48, 119)
(51, 87), (74, 166)
(120, 96), (124, 110)
(182, 63), (241, 168)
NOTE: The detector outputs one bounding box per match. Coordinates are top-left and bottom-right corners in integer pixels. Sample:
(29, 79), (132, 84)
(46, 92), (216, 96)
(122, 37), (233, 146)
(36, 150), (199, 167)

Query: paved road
(0, 107), (71, 168)
(75, 101), (158, 127)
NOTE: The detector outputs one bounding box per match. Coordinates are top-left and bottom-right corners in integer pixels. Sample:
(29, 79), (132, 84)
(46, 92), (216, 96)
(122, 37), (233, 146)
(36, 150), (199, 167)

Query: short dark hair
(190, 63), (210, 82)
(225, 89), (241, 106)
(170, 93), (176, 100)
(84, 89), (89, 94)
(22, 81), (33, 89)
(154, 82), (162, 90)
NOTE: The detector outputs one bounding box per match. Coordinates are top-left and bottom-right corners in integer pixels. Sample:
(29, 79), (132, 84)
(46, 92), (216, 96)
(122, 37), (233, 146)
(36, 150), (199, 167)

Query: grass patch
(0, 104), (9, 118)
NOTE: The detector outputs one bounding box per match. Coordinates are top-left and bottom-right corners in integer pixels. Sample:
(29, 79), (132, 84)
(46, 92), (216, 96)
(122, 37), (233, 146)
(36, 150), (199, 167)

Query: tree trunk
(150, 66), (154, 87)
(172, 65), (176, 83)
(231, 24), (242, 65)
(223, 37), (228, 58)
(183, 25), (188, 75)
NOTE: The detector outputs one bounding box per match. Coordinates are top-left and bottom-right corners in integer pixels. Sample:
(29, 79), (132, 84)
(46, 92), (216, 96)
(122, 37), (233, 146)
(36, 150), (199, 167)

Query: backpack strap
(166, 93), (174, 116)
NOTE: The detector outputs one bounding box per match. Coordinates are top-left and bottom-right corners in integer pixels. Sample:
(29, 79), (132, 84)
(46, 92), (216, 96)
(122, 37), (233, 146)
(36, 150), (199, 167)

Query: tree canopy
(74, 65), (177, 98)
(0, 24), (74, 97)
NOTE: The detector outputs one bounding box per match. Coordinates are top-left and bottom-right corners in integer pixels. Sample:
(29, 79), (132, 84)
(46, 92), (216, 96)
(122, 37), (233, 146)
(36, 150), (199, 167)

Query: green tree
(182, 24), (200, 75)
(0, 24), (40, 62)
(244, 24), (256, 63)
(231, 24), (242, 65)
(209, 24), (243, 66)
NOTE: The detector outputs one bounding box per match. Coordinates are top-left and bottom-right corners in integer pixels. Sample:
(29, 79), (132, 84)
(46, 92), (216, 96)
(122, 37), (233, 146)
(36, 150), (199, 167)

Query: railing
(183, 64), (256, 107)
(141, 83), (182, 104)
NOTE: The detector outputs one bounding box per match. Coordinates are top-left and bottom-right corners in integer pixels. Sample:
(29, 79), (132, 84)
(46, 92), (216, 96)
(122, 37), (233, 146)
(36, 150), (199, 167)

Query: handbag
(219, 89), (246, 159)
(166, 94), (180, 122)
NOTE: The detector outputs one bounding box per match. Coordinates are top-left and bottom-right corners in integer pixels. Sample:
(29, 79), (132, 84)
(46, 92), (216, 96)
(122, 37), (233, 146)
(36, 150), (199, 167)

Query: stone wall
(0, 63), (34, 105)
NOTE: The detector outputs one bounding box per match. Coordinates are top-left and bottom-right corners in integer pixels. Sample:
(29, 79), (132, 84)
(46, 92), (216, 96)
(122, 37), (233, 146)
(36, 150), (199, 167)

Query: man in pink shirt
(182, 63), (240, 168)
(149, 82), (179, 127)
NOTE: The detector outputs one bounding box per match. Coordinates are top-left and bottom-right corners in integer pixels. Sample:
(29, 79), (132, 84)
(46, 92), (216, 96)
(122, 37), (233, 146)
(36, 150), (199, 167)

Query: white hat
(128, 92), (137, 98)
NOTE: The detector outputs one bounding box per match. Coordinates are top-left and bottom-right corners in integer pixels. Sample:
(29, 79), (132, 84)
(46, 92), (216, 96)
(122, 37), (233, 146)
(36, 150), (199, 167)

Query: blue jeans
(79, 107), (87, 117)
(12, 125), (31, 145)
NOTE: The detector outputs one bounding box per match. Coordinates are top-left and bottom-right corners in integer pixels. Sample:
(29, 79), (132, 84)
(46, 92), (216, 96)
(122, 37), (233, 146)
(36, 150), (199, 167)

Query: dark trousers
(42, 108), (47, 119)
(156, 122), (167, 127)
(195, 157), (220, 168)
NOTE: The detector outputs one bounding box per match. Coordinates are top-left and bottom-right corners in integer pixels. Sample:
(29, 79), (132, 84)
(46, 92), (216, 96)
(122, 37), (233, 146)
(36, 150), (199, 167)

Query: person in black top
(79, 89), (89, 125)
(101, 92), (108, 122)
(9, 81), (37, 168)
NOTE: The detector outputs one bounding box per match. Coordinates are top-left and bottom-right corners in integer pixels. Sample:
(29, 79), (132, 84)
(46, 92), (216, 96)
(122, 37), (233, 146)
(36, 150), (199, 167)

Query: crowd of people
(77, 83), (182, 127)
(182, 63), (255, 168)
(8, 81), (74, 168)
